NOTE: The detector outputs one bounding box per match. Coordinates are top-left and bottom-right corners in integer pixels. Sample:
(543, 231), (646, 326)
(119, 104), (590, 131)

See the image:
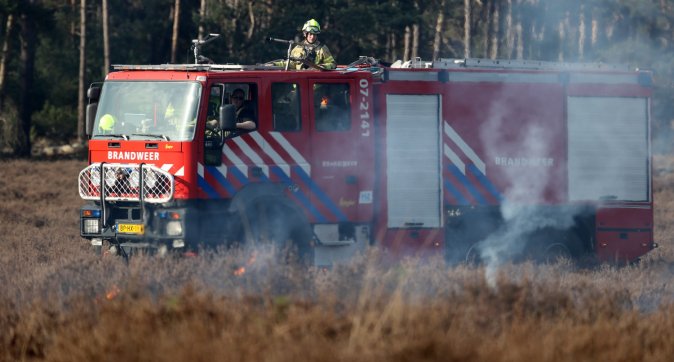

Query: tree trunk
(17, 7), (37, 156)
(489, 0), (499, 59)
(171, 0), (180, 63)
(77, 0), (87, 144)
(246, 0), (255, 40)
(0, 14), (14, 112)
(390, 32), (397, 61)
(515, 8), (523, 59)
(463, 0), (471, 58)
(408, 0), (420, 60)
(198, 0), (207, 40)
(403, 25), (410, 62)
(504, 0), (513, 58)
(385, 32), (391, 61)
(483, 0), (491, 58)
(70, 0), (77, 36)
(591, 7), (598, 51)
(432, 0), (446, 60)
(557, 17), (565, 61)
(102, 0), (110, 75)
(578, 1), (585, 60)
(411, 23), (419, 60)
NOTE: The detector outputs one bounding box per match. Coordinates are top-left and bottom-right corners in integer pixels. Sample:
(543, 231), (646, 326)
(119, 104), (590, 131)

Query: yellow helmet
(165, 103), (176, 118)
(99, 114), (116, 132)
(302, 19), (321, 34)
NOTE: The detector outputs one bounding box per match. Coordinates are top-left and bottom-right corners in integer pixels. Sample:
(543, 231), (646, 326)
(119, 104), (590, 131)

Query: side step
(313, 224), (369, 266)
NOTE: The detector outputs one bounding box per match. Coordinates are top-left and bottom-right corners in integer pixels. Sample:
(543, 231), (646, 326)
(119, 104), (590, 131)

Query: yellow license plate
(117, 223), (144, 234)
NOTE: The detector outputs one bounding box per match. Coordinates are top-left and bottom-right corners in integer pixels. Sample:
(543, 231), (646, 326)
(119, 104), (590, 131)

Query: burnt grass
(3, 158), (674, 361)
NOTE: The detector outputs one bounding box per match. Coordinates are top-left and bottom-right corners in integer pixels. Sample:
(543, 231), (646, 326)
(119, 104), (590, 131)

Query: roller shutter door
(386, 94), (442, 228)
(567, 97), (648, 201)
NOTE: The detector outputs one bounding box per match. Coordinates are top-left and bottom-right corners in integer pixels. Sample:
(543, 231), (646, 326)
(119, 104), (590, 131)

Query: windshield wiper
(131, 133), (170, 141)
(93, 134), (129, 140)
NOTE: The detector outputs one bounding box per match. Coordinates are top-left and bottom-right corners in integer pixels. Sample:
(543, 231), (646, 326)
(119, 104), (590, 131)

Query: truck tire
(237, 197), (314, 266)
(526, 230), (580, 264)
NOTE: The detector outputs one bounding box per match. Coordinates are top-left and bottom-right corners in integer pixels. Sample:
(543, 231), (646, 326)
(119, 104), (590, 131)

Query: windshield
(93, 81), (202, 141)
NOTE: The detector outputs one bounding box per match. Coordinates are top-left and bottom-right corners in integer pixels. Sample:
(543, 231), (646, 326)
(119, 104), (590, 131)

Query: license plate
(117, 223), (144, 234)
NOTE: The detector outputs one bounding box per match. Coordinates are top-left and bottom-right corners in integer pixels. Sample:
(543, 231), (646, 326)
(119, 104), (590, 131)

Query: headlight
(104, 169), (117, 187)
(90, 168), (101, 187)
(145, 170), (158, 188)
(166, 221), (183, 236)
(83, 218), (100, 234)
(129, 169), (140, 188)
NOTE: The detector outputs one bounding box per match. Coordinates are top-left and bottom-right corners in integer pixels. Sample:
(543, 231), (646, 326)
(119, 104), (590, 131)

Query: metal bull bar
(78, 163), (174, 203)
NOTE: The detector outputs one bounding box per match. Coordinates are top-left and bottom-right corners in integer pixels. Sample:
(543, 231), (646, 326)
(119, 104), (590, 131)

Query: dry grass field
(3, 157), (674, 361)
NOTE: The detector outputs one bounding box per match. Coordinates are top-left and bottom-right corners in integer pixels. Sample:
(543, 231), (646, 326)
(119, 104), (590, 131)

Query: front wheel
(237, 198), (314, 266)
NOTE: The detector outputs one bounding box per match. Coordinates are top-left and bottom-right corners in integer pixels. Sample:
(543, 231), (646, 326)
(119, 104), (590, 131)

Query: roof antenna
(191, 33), (220, 64)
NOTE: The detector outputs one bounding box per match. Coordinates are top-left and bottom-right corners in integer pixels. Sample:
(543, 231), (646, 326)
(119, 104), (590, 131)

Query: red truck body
(79, 58), (655, 264)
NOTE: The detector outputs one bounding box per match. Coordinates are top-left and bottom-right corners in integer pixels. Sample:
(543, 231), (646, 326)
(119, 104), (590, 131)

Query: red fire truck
(79, 56), (656, 265)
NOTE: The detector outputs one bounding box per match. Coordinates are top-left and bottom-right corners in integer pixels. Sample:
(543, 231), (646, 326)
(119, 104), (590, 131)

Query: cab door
(307, 75), (375, 223)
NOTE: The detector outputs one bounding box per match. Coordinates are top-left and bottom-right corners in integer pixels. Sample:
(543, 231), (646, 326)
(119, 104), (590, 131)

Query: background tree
(2, 0), (674, 155)
(77, 0), (86, 144)
(16, 1), (37, 156)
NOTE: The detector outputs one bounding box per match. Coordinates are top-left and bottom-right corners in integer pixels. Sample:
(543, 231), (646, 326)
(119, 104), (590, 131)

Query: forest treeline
(0, 0), (673, 156)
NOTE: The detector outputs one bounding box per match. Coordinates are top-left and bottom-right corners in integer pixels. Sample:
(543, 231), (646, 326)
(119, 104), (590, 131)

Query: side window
(314, 83), (351, 132)
(205, 82), (258, 138)
(205, 85), (224, 141)
(207, 85), (223, 122)
(222, 83), (258, 126)
(204, 82), (258, 166)
(272, 82), (301, 132)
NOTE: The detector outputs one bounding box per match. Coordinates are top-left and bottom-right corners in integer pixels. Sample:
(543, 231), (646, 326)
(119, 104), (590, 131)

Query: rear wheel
(526, 231), (580, 264)
(540, 242), (572, 263)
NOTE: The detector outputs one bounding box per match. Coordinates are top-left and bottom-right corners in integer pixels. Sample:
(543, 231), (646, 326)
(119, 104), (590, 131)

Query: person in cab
(230, 88), (257, 130)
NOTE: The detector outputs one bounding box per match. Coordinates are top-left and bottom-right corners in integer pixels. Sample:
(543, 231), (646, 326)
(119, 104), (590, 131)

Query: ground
(1, 157), (674, 361)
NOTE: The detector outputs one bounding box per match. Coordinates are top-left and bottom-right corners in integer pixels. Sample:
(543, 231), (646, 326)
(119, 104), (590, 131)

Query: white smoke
(476, 99), (579, 288)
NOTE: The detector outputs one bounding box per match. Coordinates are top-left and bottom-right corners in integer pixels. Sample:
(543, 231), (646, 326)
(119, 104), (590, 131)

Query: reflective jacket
(277, 40), (336, 70)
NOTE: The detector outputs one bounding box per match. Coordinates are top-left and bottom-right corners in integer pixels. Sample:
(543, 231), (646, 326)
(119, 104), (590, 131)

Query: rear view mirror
(220, 104), (237, 131)
(85, 86), (101, 137)
(87, 86), (101, 102)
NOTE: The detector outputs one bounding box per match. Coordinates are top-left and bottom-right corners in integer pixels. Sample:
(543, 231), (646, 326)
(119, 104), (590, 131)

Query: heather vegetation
(1, 158), (674, 361)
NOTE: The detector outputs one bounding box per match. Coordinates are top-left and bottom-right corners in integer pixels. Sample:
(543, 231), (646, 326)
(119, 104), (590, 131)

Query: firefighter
(98, 114), (116, 133)
(276, 19), (336, 70)
(230, 89), (257, 130)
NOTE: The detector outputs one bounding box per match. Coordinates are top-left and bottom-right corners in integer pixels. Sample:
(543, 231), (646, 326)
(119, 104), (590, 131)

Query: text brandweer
(108, 151), (160, 161)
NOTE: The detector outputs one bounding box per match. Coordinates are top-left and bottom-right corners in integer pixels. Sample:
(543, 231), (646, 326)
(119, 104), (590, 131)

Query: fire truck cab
(79, 58), (656, 265)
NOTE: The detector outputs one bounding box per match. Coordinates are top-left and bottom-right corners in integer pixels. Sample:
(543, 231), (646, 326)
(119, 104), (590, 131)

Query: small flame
(320, 96), (329, 109)
(233, 251), (257, 277)
(106, 285), (120, 300)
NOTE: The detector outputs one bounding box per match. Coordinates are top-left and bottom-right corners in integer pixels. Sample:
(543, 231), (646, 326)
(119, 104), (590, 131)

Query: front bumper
(80, 203), (190, 249)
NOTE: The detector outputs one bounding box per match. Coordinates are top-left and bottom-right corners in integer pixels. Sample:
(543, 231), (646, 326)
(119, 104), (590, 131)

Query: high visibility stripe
(250, 132), (291, 176)
(269, 132), (311, 175)
(444, 121), (485, 175)
(223, 144), (248, 176)
(270, 166), (326, 222)
(294, 166), (347, 221)
(205, 166), (236, 195)
(233, 137), (269, 177)
(447, 164), (487, 205)
(444, 144), (465, 175)
(443, 179), (469, 205)
(467, 164), (503, 202)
